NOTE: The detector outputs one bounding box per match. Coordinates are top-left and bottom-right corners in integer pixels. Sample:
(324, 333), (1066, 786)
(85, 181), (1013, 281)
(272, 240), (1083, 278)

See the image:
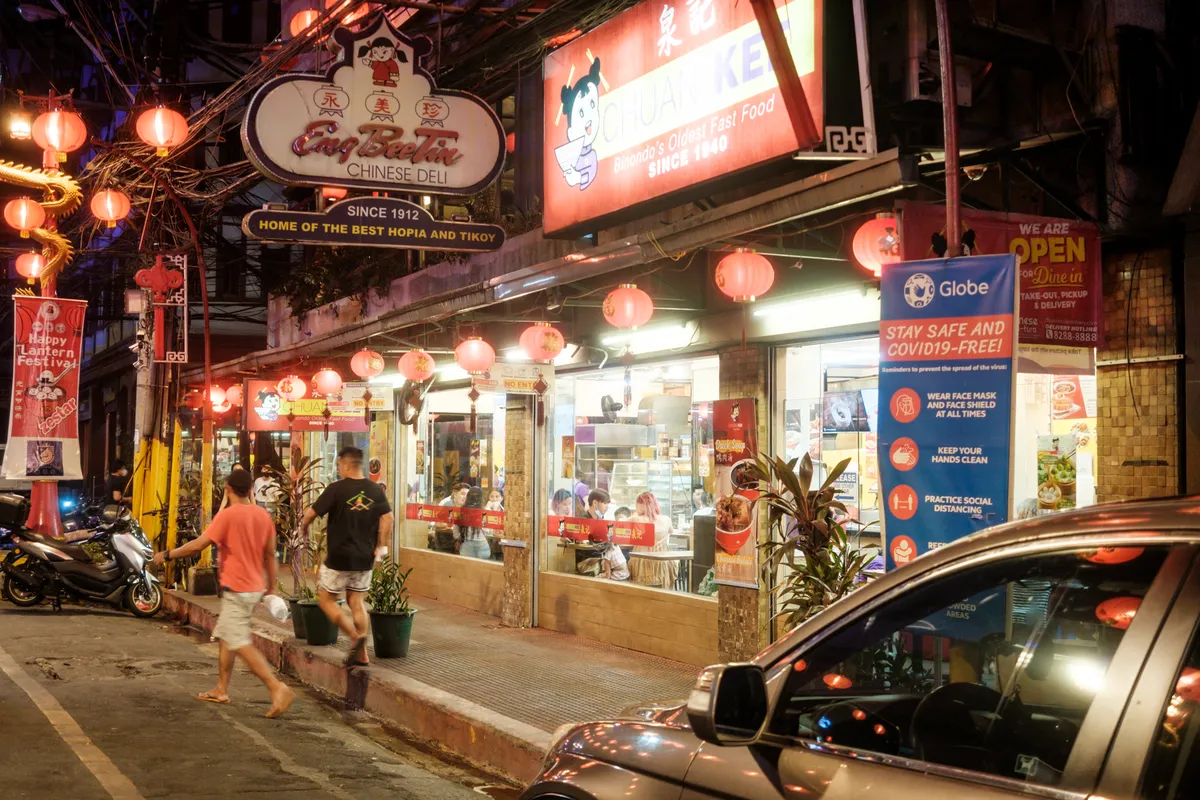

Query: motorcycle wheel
(126, 582), (163, 618)
(3, 573), (44, 607)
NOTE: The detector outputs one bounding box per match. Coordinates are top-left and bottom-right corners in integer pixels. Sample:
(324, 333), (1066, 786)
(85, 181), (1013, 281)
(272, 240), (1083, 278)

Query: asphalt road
(0, 603), (512, 800)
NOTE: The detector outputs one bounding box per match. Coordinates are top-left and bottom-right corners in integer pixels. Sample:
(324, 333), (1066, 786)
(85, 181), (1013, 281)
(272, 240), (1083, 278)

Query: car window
(770, 546), (1170, 788)
(1141, 623), (1200, 798)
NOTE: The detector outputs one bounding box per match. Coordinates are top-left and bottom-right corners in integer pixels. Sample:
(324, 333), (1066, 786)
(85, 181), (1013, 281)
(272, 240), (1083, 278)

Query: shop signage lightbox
(243, 379), (367, 433)
(877, 254), (1018, 575)
(899, 202), (1103, 348)
(542, 0), (823, 235)
(243, 197), (505, 252)
(242, 16), (506, 196)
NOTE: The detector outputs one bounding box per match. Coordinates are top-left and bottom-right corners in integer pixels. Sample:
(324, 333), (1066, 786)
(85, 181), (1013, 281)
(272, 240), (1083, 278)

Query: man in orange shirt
(151, 469), (295, 718)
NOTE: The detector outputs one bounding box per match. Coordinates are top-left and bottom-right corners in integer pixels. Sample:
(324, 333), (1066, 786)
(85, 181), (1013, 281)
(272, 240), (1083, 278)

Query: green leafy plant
(367, 559), (413, 616)
(268, 456), (325, 600)
(752, 452), (877, 631)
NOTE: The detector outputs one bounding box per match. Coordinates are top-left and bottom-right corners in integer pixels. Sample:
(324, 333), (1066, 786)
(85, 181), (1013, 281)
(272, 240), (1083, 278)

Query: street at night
(3, 0), (1200, 798)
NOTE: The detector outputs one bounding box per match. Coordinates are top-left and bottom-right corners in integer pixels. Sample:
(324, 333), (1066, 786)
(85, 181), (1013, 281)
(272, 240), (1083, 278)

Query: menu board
(877, 255), (1019, 571)
(713, 398), (760, 588)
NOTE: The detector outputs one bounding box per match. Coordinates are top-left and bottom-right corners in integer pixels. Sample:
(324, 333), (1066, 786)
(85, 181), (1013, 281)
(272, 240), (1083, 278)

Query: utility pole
(934, 0), (962, 252)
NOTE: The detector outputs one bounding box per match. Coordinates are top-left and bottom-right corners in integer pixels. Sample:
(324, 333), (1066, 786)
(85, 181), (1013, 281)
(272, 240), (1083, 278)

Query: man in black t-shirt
(301, 446), (393, 667)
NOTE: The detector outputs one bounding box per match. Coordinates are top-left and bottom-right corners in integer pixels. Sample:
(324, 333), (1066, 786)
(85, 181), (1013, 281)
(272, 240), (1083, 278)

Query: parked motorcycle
(0, 494), (162, 618)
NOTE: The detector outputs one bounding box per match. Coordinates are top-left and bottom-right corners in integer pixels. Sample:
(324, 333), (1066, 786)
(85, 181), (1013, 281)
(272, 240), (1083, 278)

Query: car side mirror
(686, 663), (769, 746)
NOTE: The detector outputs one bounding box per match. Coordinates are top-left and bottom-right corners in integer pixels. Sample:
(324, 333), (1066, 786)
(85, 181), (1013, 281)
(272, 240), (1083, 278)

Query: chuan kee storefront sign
(542, 0), (823, 235)
(241, 15), (505, 195)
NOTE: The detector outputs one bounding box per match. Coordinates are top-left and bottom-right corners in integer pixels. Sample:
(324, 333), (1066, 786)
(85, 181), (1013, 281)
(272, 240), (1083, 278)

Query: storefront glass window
(546, 357), (719, 595)
(401, 387), (506, 562)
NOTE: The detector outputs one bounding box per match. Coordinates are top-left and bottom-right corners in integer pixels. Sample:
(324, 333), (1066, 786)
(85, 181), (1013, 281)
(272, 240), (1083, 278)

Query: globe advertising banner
(542, 0), (823, 236)
(878, 255), (1018, 573)
(1, 296), (88, 481)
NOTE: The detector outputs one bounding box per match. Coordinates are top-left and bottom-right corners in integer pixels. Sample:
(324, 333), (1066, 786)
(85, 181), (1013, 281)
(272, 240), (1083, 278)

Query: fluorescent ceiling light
(601, 322), (695, 355)
(753, 288), (879, 337)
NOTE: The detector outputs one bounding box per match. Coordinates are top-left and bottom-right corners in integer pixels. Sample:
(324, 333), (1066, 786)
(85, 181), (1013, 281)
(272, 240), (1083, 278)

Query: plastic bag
(262, 594), (289, 621)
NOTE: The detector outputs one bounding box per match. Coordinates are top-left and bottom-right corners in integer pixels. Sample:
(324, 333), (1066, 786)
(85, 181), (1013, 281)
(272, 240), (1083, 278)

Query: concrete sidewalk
(165, 589), (697, 783)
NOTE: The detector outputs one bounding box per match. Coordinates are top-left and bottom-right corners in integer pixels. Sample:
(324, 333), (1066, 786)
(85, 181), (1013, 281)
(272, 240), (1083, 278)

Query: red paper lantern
(505, 132), (516, 153)
(90, 189), (131, 228)
(260, 40), (300, 70)
(321, 186), (347, 201)
(276, 375), (307, 402)
(520, 322), (565, 362)
(823, 673), (853, 690)
(1095, 596), (1141, 630)
(213, 400), (232, 414)
(312, 367), (343, 396)
(289, 8), (321, 36)
(852, 215), (901, 278)
(715, 249), (775, 302)
(136, 107), (188, 157)
(398, 349), (435, 382)
(183, 391), (204, 411)
(455, 337), (495, 375)
(14, 251), (44, 282)
(350, 348), (385, 379)
(31, 110), (87, 161)
(5, 197), (45, 238)
(225, 384), (244, 407)
(208, 386), (227, 406)
(602, 284), (654, 329)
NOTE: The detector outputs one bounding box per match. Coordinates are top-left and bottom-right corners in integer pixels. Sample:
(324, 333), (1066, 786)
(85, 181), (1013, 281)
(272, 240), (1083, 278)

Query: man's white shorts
(212, 591), (264, 650)
(318, 564), (371, 594)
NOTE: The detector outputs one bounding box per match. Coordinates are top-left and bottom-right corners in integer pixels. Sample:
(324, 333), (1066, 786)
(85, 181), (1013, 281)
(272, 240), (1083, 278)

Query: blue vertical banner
(878, 254), (1019, 571)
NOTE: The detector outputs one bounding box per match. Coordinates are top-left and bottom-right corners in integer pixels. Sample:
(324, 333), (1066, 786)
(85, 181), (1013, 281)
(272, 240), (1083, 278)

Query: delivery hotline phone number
(1043, 325), (1097, 343)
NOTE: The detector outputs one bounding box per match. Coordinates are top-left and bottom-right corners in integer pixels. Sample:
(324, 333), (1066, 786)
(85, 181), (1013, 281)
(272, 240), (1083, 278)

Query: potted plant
(752, 453), (878, 631)
(366, 559), (416, 658)
(298, 528), (339, 646)
(268, 457), (333, 643)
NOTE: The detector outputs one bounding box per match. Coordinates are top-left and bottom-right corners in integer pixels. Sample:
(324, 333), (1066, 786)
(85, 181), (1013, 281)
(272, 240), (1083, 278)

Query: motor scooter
(0, 494), (162, 617)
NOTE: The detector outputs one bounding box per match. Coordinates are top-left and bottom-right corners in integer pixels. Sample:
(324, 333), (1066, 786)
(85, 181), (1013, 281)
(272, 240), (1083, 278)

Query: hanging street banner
(899, 202), (1102, 348)
(542, 0), (823, 236)
(243, 379), (367, 433)
(241, 16), (505, 196)
(713, 397), (761, 588)
(1, 296), (87, 481)
(877, 255), (1018, 572)
(242, 196), (505, 252)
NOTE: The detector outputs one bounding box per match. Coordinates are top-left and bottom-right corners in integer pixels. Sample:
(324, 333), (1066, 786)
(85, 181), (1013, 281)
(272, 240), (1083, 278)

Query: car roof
(754, 496), (1200, 667)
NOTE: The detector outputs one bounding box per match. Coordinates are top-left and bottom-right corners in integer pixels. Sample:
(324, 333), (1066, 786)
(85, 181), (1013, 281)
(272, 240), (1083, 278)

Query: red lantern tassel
(362, 387), (373, 428)
(468, 386), (479, 434)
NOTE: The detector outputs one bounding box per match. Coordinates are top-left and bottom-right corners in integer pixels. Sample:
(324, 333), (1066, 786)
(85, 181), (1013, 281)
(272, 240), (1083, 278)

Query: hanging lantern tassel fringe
(468, 385), (480, 434)
(533, 373), (549, 427)
(362, 387), (373, 427)
(322, 407), (332, 442)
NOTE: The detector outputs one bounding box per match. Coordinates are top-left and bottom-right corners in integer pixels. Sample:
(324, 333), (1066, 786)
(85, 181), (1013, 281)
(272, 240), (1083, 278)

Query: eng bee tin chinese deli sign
(242, 15), (506, 196)
(542, 0), (823, 236)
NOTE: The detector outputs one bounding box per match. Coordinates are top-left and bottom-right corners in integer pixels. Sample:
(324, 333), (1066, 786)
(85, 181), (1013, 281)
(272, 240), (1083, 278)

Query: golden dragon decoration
(0, 160), (82, 282)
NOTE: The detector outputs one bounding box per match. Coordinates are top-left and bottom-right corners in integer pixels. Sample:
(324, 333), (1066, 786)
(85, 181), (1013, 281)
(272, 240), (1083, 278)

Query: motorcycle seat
(20, 531), (94, 562)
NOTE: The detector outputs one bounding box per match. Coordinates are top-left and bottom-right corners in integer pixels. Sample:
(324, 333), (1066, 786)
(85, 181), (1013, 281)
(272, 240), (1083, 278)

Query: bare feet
(197, 690), (231, 704)
(265, 684), (295, 719)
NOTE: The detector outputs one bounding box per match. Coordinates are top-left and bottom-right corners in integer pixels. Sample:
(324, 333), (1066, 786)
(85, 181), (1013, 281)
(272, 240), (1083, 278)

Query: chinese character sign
(542, 0), (823, 235)
(243, 15), (505, 196)
(2, 296), (88, 480)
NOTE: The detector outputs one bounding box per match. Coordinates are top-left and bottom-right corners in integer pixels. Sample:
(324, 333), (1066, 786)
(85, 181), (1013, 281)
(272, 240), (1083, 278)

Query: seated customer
(457, 487), (491, 560)
(613, 506), (632, 522)
(582, 488), (610, 519)
(551, 489), (574, 517)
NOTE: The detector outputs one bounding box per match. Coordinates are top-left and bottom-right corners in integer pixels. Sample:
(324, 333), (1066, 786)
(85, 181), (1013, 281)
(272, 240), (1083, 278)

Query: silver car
(523, 498), (1200, 799)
